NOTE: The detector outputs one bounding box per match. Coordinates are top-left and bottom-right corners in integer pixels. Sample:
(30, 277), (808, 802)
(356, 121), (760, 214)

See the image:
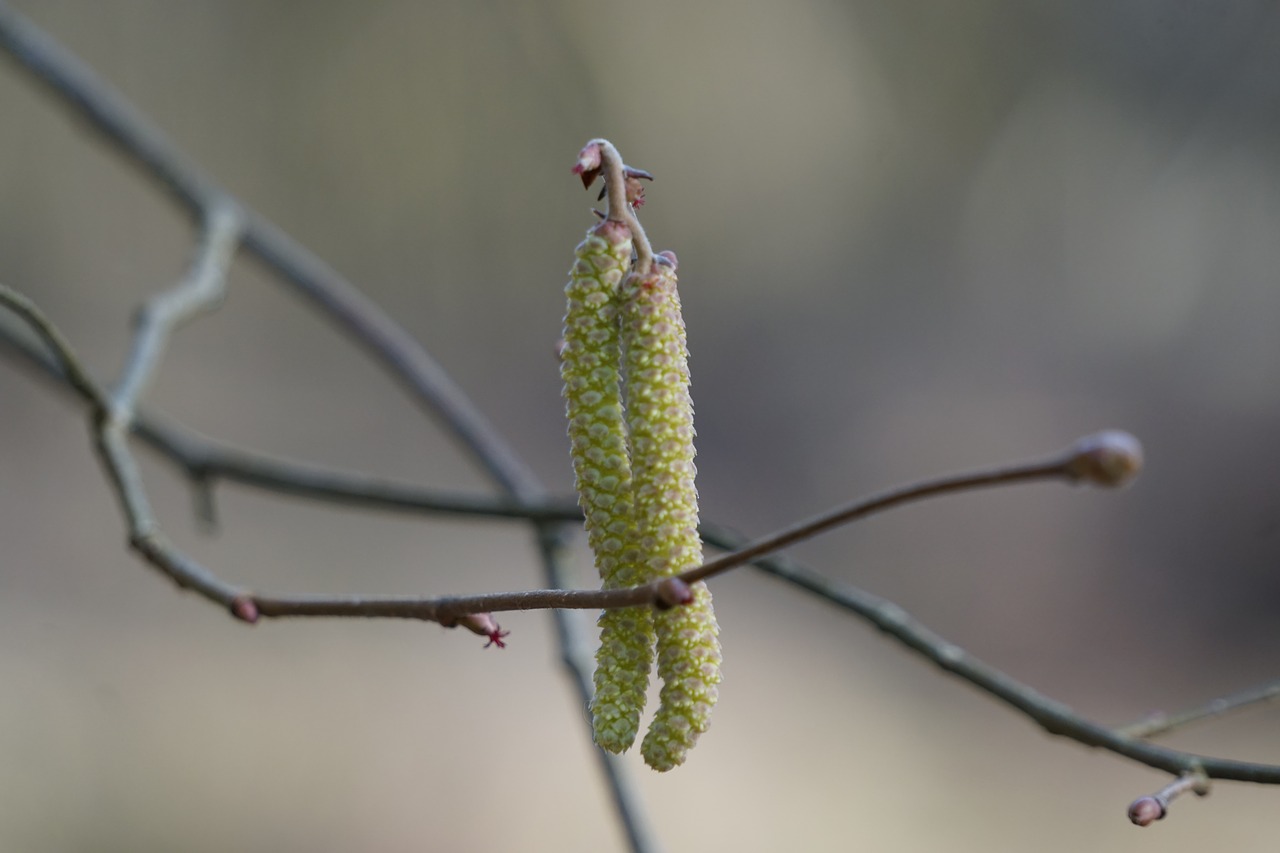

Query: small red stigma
(484, 625), (511, 649)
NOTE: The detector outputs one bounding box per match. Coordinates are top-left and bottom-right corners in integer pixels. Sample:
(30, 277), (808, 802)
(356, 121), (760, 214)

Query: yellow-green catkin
(622, 256), (723, 772)
(561, 218), (655, 753)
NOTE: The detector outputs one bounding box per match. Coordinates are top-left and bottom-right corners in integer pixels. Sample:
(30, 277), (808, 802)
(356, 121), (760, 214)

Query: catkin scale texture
(560, 219), (655, 753)
(621, 261), (723, 772)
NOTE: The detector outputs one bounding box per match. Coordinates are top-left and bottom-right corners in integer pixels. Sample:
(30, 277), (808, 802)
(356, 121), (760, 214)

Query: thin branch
(0, 284), (105, 404)
(7, 298), (1280, 791)
(582, 138), (654, 274)
(139, 417), (582, 523)
(110, 204), (241, 417)
(0, 313), (1136, 622)
(1118, 679), (1280, 740)
(691, 427), (1141, 589)
(696, 526), (1280, 785)
(1128, 771), (1211, 826)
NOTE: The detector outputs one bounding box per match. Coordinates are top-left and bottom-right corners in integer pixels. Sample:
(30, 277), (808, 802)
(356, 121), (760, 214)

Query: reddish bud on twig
(1066, 430), (1143, 488)
(1127, 771), (1209, 826)
(654, 577), (694, 610)
(230, 595), (259, 624)
(1128, 796), (1165, 826)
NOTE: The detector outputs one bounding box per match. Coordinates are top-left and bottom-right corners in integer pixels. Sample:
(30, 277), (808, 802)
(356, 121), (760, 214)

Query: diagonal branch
(1117, 678), (1280, 741)
(695, 530), (1280, 784)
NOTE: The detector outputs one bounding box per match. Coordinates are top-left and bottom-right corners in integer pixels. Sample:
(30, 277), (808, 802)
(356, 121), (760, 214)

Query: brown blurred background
(2, 1), (1279, 850)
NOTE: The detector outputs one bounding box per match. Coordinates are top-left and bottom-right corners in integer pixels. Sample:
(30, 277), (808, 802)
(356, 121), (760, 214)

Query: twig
(0, 276), (246, 605)
(0, 309), (1144, 622)
(576, 138), (655, 274)
(1128, 770), (1211, 826)
(685, 431), (1140, 587)
(696, 526), (1280, 785)
(1118, 679), (1280, 740)
(139, 419), (583, 523)
(110, 204), (241, 415)
(0, 294), (1123, 618)
(0, 284), (104, 404)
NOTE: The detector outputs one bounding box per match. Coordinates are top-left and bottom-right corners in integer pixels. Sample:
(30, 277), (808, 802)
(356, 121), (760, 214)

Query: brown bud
(1067, 430), (1143, 487)
(1127, 796), (1166, 826)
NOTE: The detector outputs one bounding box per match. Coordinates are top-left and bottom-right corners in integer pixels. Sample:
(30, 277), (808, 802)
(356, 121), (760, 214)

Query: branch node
(230, 595), (260, 624)
(653, 577), (693, 610)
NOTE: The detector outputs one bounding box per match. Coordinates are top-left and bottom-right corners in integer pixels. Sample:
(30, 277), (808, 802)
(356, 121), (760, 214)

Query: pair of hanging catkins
(561, 139), (721, 772)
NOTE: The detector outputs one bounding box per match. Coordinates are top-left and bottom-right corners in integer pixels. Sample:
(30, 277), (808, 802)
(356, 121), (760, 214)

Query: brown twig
(9, 310), (1280, 787)
(0, 292), (1123, 621)
(1128, 770), (1211, 826)
(575, 138), (655, 274)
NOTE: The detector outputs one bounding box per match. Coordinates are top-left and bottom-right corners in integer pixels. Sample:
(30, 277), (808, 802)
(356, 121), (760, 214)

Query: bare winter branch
(6, 306), (1280, 789)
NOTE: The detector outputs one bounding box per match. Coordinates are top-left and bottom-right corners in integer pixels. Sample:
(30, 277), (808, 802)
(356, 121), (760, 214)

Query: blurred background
(1, 1), (1279, 850)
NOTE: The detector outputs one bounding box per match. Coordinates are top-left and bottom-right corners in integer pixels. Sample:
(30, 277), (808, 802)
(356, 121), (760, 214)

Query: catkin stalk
(560, 219), (655, 753)
(621, 255), (723, 772)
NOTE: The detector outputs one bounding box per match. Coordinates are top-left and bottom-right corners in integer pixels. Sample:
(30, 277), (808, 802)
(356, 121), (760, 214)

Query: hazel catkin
(620, 255), (722, 772)
(560, 218), (655, 753)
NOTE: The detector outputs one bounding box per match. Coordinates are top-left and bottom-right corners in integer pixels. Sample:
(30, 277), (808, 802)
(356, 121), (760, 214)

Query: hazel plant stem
(0, 283), (1134, 625)
(0, 288), (1141, 621)
(235, 433), (1146, 622)
(588, 138), (654, 275)
(12, 295), (1280, 790)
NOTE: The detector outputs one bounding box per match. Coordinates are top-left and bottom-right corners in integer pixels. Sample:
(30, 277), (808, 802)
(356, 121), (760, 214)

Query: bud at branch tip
(1127, 771), (1209, 827)
(1066, 430), (1143, 488)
